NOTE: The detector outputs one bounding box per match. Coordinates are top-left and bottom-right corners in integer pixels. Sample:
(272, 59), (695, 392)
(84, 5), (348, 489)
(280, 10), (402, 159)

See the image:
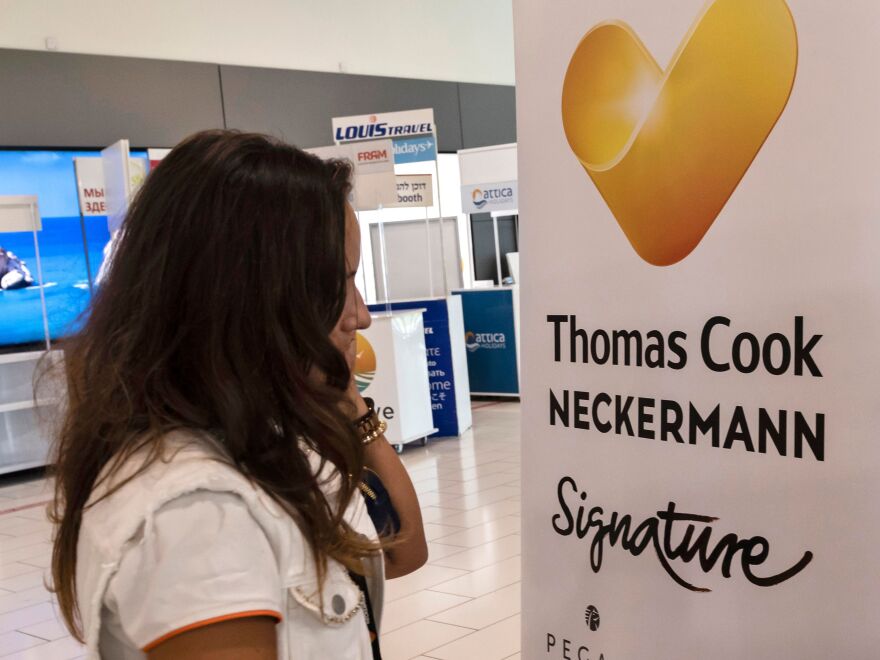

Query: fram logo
(356, 149), (389, 162)
(354, 333), (377, 393)
(561, 0), (798, 266)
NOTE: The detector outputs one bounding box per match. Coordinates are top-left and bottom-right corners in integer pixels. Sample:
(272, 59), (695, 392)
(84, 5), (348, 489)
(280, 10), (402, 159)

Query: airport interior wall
(0, 48), (516, 150)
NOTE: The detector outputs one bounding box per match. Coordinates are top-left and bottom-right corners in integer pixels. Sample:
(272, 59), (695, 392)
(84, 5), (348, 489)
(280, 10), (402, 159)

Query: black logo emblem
(584, 605), (600, 631)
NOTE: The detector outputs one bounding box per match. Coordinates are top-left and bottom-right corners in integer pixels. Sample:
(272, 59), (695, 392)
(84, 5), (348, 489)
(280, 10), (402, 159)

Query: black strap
(349, 570), (382, 660)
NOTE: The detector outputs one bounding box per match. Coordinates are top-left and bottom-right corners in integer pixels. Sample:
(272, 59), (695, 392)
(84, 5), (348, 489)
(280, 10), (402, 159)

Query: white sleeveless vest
(75, 433), (383, 659)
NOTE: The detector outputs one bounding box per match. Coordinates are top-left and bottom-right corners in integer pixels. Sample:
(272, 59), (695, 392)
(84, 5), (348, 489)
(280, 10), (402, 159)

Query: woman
(48, 130), (428, 659)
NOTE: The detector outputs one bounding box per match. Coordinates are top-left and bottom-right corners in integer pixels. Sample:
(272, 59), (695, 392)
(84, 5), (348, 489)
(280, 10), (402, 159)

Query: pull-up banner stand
(515, 0), (880, 658)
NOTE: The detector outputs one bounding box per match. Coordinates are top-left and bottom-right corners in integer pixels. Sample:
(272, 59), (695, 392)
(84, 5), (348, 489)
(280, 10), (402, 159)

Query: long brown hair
(46, 130), (375, 640)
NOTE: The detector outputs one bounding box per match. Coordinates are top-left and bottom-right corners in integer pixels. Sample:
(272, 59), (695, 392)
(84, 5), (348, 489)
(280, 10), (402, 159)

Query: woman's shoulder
(80, 430), (272, 553)
(90, 430), (244, 500)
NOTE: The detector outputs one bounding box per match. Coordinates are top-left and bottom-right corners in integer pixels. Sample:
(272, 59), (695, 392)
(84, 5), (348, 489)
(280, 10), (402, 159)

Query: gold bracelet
(354, 410), (387, 445)
(361, 420), (388, 446)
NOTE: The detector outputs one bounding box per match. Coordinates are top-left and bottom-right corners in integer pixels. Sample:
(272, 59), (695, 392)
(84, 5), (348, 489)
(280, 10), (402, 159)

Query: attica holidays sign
(461, 180), (518, 214)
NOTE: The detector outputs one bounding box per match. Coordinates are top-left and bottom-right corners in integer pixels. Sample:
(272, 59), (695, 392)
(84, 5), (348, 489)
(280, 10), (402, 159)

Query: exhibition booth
(353, 310), (435, 451)
(323, 107), (480, 444)
(367, 297), (471, 439)
(455, 143), (521, 396)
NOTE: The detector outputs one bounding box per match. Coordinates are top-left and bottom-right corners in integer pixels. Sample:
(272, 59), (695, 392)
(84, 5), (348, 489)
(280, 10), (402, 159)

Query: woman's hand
(361, 435), (429, 578)
(344, 334), (428, 577)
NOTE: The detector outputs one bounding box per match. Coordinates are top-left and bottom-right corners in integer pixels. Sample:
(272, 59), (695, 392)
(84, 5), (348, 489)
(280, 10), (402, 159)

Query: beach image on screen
(0, 150), (147, 350)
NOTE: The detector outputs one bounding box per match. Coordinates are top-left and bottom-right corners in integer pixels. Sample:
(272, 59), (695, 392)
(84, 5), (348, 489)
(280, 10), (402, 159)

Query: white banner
(458, 143), (518, 185)
(101, 139), (130, 225)
(516, 0), (880, 658)
(460, 181), (518, 214)
(74, 158), (107, 216)
(355, 310), (434, 445)
(307, 140), (397, 211)
(332, 108), (435, 144)
(75, 156), (148, 217)
(390, 174), (433, 208)
(101, 140), (133, 233)
(0, 196), (40, 233)
(354, 329), (400, 441)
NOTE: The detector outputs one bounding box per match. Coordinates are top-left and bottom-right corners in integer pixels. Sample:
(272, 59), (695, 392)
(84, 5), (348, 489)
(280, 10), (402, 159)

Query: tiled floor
(0, 400), (522, 659)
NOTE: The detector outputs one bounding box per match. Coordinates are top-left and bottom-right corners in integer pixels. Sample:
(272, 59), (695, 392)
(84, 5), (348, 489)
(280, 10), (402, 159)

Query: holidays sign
(516, 0), (880, 658)
(460, 181), (518, 214)
(392, 136), (437, 165)
(332, 108), (437, 164)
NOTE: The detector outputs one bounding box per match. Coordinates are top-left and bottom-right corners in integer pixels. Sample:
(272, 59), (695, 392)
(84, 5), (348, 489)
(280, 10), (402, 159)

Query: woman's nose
(356, 288), (372, 330)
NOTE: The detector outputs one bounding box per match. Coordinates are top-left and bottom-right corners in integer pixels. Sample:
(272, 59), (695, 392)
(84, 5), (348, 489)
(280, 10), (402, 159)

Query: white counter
(358, 310), (436, 448)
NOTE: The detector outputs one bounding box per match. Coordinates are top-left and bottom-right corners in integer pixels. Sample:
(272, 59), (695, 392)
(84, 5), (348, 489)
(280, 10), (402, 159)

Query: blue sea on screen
(0, 216), (109, 346)
(0, 149), (147, 349)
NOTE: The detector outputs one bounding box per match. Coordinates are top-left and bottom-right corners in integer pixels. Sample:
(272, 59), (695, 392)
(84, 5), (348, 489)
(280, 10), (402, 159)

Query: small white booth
(368, 296), (472, 437)
(356, 310), (435, 451)
(456, 144), (521, 396)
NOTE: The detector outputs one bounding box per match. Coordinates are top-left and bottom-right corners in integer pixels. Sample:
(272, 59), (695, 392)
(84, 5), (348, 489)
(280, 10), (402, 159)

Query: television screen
(0, 149), (147, 350)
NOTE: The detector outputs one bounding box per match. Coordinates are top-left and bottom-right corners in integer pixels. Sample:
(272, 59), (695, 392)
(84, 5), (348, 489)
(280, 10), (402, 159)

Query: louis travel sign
(332, 108), (437, 164)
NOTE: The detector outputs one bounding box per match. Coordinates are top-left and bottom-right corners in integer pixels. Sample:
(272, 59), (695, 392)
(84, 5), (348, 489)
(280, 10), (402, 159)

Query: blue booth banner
(369, 299), (462, 437)
(392, 136), (437, 164)
(453, 288), (519, 395)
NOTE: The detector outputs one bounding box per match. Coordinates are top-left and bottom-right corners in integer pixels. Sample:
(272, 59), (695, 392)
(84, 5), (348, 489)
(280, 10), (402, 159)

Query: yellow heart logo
(562, 0), (798, 266)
